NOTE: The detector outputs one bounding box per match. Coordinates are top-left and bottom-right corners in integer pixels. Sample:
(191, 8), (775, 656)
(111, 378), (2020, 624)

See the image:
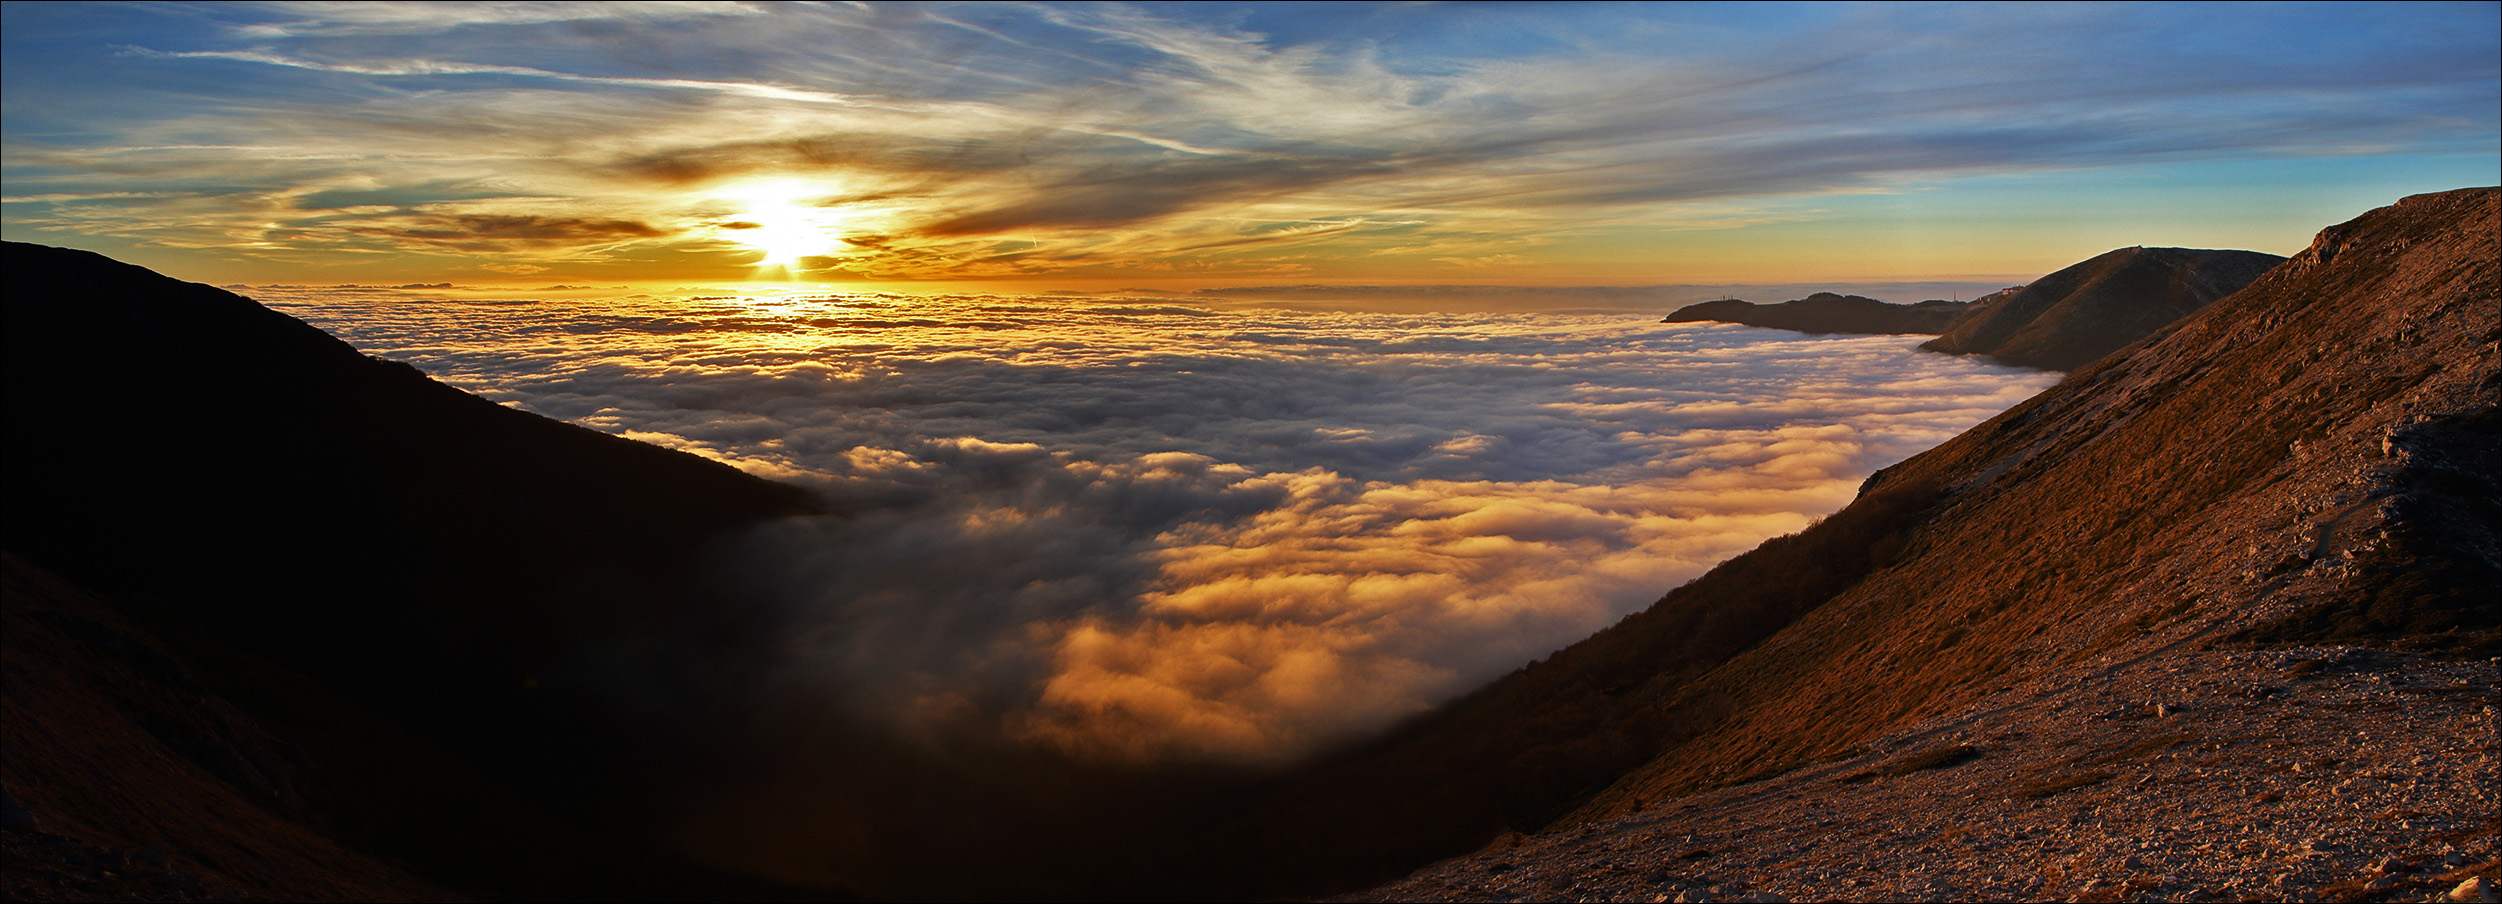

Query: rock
(2451, 877), (2497, 903)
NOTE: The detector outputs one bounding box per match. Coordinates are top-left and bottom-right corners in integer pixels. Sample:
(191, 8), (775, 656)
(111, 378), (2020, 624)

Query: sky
(4, 1), (2496, 292)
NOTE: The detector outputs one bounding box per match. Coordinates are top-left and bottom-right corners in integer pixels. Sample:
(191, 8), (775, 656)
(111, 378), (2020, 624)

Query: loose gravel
(1344, 643), (2499, 903)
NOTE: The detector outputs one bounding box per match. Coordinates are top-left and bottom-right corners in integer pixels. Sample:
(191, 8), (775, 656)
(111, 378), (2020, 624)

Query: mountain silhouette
(1, 242), (823, 898)
(1661, 292), (1973, 334)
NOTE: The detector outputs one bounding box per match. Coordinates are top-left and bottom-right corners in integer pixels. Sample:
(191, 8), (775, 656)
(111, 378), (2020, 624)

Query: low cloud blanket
(266, 287), (2057, 762)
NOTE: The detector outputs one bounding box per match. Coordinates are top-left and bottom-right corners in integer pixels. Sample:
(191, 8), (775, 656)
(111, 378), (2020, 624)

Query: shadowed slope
(1921, 246), (2285, 369)
(1, 242), (827, 898)
(2, 241), (815, 737)
(3, 552), (457, 901)
(1227, 188), (2496, 895)
(1, 551), (780, 901)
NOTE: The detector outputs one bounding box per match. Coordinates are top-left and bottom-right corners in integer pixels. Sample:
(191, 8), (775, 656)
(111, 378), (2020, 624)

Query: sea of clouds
(262, 286), (2057, 764)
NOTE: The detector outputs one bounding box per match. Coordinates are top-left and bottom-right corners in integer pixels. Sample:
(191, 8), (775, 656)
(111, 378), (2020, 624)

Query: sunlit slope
(1236, 188), (2498, 893)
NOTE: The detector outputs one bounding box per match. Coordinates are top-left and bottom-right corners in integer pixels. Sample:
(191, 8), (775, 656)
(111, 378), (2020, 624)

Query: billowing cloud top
(3, 2), (2495, 286)
(261, 284), (2059, 762)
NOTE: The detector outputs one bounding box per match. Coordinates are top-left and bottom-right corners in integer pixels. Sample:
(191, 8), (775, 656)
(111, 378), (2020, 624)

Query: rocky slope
(1661, 293), (1973, 335)
(1, 243), (824, 900)
(1240, 189), (2498, 899)
(1921, 246), (2285, 370)
(1349, 644), (2498, 903)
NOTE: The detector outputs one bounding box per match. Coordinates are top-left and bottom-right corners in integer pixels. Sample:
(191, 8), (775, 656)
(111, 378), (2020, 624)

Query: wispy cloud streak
(4, 2), (2493, 281)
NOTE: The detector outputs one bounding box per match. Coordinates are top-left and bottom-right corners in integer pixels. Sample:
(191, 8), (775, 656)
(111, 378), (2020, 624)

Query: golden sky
(4, 1), (2496, 292)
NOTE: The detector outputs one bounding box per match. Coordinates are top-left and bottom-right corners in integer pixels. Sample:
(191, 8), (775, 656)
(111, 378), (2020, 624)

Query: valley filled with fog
(264, 287), (2058, 763)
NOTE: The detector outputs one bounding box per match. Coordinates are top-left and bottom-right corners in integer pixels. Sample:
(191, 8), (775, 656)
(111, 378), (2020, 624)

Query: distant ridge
(1921, 246), (2285, 370)
(1223, 188), (2499, 895)
(1660, 292), (1973, 335)
(1664, 247), (2286, 369)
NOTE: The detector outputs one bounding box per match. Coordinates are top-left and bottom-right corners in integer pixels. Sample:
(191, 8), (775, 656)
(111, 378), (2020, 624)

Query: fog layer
(269, 288), (2057, 762)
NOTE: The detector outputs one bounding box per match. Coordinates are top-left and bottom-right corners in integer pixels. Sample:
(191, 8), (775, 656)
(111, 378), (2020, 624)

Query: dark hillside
(1, 242), (824, 898)
(1920, 246), (2285, 369)
(1224, 188), (2498, 895)
(2, 552), (804, 901)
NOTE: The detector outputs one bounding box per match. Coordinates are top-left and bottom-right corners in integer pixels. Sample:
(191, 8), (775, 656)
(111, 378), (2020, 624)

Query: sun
(717, 179), (843, 269)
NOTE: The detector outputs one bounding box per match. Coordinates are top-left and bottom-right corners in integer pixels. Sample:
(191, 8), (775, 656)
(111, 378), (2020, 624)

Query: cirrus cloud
(4, 2), (2492, 282)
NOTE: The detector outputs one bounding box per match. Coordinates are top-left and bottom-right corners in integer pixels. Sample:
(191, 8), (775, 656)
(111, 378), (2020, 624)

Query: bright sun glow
(719, 179), (843, 270)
